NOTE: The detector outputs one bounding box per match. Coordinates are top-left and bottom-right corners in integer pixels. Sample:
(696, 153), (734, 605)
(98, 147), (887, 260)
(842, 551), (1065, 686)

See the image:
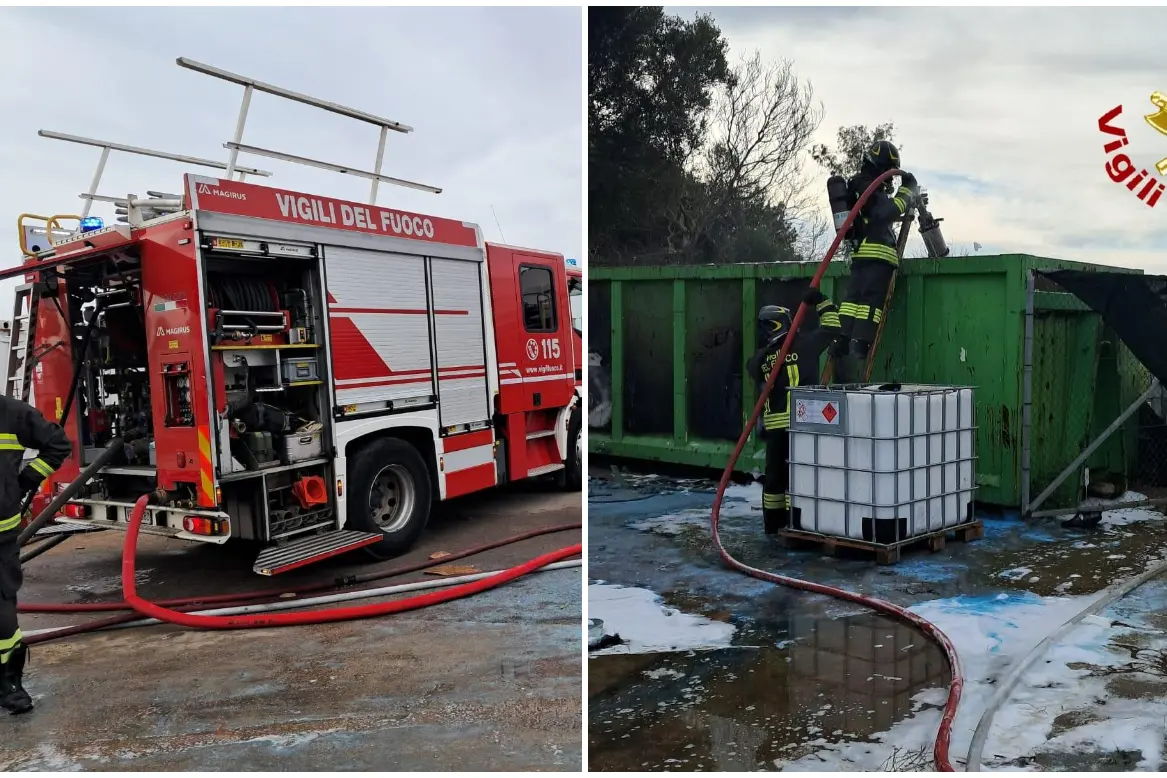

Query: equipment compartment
(281, 429), (323, 464)
(281, 356), (319, 385)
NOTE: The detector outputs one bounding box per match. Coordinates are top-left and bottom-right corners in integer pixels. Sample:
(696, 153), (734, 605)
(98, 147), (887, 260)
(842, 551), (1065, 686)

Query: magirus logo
(196, 182), (247, 201)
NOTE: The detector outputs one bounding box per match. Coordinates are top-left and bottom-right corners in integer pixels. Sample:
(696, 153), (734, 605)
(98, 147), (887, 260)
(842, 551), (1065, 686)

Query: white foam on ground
(1090, 491), (1166, 527)
(783, 589), (1167, 771)
(588, 583), (737, 656)
(624, 482), (763, 535)
(627, 508), (711, 536)
(721, 482), (765, 520)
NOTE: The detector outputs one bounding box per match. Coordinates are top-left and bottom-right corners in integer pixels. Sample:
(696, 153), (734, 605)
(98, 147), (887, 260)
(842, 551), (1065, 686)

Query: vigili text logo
(1098, 93), (1167, 208)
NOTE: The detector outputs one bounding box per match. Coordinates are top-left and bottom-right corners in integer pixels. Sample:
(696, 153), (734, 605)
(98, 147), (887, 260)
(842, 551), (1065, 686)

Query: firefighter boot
(833, 340), (861, 384)
(763, 507), (790, 534)
(838, 339), (871, 385)
(0, 643), (33, 715)
(829, 338), (852, 385)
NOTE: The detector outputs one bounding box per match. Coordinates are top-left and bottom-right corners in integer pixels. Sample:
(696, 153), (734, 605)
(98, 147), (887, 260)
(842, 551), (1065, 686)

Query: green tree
(810, 122), (897, 179)
(589, 7), (825, 267)
(589, 7), (730, 263)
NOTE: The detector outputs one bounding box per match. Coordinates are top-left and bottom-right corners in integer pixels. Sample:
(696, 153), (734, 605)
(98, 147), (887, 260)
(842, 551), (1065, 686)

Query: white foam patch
(623, 482), (762, 535)
(782, 590), (1167, 771)
(627, 508), (711, 536)
(588, 584), (737, 656)
(720, 482), (764, 520)
(1090, 491), (1166, 527)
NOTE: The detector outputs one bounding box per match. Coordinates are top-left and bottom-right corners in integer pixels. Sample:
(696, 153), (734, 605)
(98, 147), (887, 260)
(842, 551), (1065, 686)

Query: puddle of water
(588, 612), (949, 771)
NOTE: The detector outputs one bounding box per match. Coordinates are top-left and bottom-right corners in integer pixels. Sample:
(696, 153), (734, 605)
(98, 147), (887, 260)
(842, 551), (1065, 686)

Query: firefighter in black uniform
(831, 140), (920, 383)
(0, 395), (71, 715)
(747, 289), (842, 533)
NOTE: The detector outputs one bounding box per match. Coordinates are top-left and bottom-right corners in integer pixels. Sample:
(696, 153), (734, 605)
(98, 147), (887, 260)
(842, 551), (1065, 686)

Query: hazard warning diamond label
(795, 397), (841, 428)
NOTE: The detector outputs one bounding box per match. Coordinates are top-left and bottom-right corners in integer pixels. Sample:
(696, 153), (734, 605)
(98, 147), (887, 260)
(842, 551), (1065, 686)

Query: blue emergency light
(79, 216), (104, 233)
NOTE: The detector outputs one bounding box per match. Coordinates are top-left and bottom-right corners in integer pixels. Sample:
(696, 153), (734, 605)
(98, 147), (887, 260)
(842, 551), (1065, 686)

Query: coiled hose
(708, 167), (964, 771)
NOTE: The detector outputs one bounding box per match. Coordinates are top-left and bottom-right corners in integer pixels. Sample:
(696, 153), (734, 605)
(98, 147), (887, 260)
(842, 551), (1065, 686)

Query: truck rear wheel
(556, 403), (583, 492)
(347, 437), (433, 560)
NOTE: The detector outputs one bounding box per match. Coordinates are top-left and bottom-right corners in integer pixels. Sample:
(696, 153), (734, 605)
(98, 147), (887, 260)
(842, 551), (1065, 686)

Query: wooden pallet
(777, 520), (984, 565)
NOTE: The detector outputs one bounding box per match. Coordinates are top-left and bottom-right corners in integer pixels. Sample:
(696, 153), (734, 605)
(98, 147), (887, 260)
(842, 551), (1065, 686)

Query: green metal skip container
(587, 255), (1146, 508)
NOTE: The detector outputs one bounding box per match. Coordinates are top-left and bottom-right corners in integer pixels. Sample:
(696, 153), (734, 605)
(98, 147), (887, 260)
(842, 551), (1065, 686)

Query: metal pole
(1020, 270), (1035, 513)
(80, 146), (110, 220)
(1026, 378), (1160, 516)
(369, 125), (388, 204)
(225, 84), (254, 179)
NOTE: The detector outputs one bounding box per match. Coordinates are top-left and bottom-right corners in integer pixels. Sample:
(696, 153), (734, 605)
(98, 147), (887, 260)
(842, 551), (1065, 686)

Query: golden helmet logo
(1145, 91), (1167, 174)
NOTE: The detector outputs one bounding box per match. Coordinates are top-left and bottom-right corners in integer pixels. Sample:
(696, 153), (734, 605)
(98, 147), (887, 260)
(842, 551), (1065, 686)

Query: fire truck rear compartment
(204, 245), (334, 543)
(68, 241), (337, 544)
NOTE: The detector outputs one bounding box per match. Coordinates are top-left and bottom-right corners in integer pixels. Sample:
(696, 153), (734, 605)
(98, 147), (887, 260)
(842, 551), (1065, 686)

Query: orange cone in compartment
(292, 476), (329, 510)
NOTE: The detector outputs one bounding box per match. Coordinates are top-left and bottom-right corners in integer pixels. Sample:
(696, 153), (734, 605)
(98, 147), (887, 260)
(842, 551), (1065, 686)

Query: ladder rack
(31, 55), (442, 248)
(175, 56), (442, 202)
(37, 130), (273, 221)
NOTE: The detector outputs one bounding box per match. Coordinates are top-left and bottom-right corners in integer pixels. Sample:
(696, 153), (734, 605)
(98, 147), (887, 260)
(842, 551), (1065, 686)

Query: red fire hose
(22, 497), (579, 640)
(20, 522), (581, 614)
(115, 495), (580, 630)
(709, 168), (964, 771)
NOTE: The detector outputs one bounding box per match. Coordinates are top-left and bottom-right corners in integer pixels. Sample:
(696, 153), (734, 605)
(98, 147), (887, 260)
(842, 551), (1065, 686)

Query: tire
(346, 437), (433, 560)
(556, 403), (583, 492)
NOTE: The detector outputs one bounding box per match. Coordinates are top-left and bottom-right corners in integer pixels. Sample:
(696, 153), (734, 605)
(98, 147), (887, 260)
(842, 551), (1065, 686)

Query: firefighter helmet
(757, 305), (792, 341)
(862, 140), (901, 175)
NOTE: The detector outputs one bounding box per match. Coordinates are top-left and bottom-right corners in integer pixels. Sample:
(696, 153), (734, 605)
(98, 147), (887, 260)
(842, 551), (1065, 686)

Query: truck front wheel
(347, 438), (433, 560)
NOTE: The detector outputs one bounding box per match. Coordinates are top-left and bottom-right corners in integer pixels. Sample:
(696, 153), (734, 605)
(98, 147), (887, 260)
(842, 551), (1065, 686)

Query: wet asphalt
(4, 482), (582, 771)
(586, 466), (1167, 771)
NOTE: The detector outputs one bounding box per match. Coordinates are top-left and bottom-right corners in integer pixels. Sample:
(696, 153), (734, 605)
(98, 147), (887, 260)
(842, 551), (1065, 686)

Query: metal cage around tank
(785, 384), (978, 545)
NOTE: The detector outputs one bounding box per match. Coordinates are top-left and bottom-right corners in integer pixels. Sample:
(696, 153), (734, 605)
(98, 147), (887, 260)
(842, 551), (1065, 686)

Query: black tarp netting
(1040, 269), (1167, 387)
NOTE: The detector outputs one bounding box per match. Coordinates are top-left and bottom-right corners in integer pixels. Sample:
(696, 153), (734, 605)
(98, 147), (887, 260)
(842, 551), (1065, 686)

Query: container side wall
(870, 267), (1018, 505)
(623, 281), (674, 437)
(1029, 310), (1102, 510)
(686, 279), (744, 442)
(589, 280), (612, 434)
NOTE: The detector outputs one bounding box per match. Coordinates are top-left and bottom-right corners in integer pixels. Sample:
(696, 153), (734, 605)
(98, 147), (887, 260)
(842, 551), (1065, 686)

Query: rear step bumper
(32, 522), (106, 538)
(253, 531), (382, 576)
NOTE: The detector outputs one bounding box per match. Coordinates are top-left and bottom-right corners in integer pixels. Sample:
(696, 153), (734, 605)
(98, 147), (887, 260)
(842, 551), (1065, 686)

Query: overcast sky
(0, 6), (582, 312)
(667, 6), (1167, 272)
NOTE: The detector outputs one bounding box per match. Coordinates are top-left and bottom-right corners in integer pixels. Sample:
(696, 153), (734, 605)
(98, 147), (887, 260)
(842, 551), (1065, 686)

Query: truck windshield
(568, 277), (582, 334)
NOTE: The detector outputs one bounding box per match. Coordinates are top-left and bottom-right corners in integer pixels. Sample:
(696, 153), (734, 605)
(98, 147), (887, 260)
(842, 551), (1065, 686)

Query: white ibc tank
(787, 384), (976, 543)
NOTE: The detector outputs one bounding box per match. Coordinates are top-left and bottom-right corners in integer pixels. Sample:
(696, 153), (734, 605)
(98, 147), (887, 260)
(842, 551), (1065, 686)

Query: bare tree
(793, 210), (832, 263)
(663, 51), (825, 261)
(702, 53), (824, 216)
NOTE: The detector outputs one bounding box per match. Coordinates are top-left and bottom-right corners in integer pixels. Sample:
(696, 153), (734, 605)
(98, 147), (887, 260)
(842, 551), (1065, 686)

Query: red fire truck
(4, 58), (582, 575)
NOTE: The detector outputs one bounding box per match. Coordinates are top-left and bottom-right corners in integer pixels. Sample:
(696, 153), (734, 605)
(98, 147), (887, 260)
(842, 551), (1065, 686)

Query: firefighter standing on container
(0, 395), (71, 715)
(747, 290), (842, 533)
(829, 140), (921, 383)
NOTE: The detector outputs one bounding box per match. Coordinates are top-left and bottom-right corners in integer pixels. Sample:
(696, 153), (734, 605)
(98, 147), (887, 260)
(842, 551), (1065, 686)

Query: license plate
(214, 238), (245, 250)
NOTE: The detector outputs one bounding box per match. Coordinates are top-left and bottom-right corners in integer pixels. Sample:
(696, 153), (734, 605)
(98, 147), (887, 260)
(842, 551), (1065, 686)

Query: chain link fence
(1022, 271), (1167, 518)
